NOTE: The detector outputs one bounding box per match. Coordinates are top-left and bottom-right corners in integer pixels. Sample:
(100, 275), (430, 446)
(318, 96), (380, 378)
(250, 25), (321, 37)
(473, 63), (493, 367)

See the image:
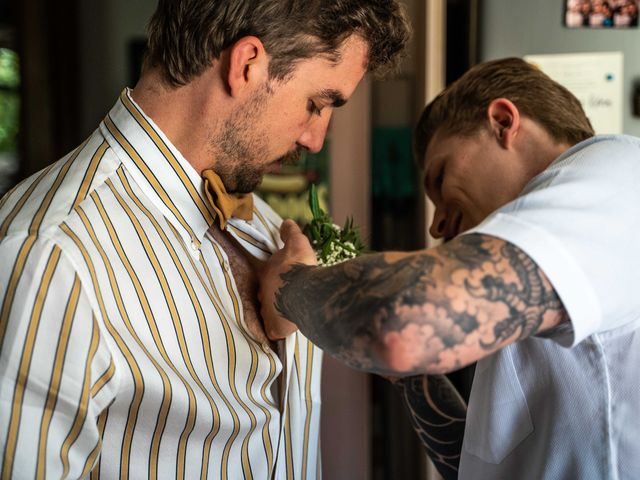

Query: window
(0, 47), (19, 195)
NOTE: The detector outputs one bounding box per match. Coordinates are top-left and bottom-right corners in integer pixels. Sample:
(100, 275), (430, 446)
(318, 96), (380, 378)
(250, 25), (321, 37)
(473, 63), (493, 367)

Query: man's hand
(259, 219), (317, 340)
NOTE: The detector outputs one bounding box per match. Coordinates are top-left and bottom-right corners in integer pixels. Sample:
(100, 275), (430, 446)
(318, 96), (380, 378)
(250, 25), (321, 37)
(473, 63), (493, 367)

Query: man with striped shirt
(0, 1), (409, 478)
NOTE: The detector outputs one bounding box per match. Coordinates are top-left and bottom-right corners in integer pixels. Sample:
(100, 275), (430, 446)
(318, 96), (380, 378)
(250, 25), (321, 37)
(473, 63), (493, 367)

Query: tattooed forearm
(392, 375), (466, 480)
(275, 253), (438, 374)
(275, 233), (567, 375)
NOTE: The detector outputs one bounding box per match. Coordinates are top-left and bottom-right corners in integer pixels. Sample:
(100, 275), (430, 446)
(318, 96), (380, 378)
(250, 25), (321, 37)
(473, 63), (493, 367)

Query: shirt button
(261, 343), (271, 353)
(190, 241), (199, 252)
(222, 261), (230, 272)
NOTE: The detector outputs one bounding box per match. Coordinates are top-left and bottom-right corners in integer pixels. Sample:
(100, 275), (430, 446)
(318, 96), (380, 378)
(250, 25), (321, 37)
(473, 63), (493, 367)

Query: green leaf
(308, 183), (322, 220)
(303, 183), (366, 264)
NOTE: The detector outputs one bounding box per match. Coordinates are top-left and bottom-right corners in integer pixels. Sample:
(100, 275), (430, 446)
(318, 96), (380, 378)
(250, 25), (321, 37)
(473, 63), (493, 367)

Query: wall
(480, 0), (640, 136)
(78, 0), (155, 136)
(322, 78), (372, 480)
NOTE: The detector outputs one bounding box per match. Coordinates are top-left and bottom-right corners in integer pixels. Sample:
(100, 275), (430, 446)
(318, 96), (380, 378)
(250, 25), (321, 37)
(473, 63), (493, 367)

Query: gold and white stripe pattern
(0, 89), (322, 479)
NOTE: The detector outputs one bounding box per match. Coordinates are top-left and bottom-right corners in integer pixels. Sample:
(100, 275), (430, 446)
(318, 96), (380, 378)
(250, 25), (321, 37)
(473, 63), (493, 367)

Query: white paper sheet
(524, 52), (623, 134)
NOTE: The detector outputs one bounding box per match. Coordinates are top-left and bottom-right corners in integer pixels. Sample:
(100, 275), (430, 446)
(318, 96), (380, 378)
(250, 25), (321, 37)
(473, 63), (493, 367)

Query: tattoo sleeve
(393, 374), (466, 480)
(275, 233), (568, 375)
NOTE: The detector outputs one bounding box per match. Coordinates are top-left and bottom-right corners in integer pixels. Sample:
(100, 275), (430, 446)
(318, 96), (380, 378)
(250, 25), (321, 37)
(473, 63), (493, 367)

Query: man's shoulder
(531, 133), (640, 192)
(561, 134), (640, 164)
(0, 134), (121, 241)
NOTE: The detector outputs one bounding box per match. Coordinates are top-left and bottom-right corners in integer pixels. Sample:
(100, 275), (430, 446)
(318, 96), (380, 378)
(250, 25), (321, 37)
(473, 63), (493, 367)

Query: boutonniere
(303, 184), (365, 266)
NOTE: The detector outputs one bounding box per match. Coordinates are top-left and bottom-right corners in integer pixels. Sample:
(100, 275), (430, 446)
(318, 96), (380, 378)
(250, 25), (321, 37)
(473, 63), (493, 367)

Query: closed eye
(307, 100), (322, 116)
(435, 168), (444, 193)
(425, 166), (445, 201)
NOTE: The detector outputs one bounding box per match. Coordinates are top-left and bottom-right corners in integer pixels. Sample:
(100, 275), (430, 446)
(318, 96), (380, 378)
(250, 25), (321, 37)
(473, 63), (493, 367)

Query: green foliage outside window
(0, 48), (20, 153)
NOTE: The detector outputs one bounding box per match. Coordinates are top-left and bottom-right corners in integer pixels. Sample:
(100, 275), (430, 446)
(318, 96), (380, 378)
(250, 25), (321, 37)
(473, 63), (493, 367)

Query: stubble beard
(210, 83), (302, 194)
(212, 93), (268, 194)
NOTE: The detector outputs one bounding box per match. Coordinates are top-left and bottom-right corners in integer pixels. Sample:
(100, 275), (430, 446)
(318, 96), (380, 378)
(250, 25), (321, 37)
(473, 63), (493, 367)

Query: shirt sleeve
(467, 136), (640, 347)
(0, 234), (118, 479)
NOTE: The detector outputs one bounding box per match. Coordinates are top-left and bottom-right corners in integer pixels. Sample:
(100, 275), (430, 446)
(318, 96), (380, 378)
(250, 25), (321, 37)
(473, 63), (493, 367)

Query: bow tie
(202, 170), (254, 229)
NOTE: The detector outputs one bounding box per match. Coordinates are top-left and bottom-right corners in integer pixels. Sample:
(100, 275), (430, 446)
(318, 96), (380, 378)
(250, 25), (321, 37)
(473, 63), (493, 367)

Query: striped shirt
(0, 89), (322, 479)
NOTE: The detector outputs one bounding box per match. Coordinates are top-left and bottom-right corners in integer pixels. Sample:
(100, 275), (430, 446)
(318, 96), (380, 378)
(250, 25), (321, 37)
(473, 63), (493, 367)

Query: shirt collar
(99, 89), (215, 248)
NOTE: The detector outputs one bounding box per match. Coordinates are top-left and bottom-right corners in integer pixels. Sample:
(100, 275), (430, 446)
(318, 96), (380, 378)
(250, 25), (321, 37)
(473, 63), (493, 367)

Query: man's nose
(297, 114), (331, 154)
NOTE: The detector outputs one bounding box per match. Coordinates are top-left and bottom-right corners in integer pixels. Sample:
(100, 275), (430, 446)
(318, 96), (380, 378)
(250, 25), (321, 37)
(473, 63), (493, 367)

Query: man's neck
(519, 118), (572, 179)
(131, 67), (228, 174)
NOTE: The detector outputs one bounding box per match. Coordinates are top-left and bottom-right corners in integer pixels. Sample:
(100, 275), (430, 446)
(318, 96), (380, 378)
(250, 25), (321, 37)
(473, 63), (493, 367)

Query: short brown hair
(145, 0), (411, 86)
(414, 57), (595, 169)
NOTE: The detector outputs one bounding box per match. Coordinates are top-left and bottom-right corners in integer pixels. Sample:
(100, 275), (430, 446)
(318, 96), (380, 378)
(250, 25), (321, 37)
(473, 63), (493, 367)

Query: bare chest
(209, 227), (271, 347)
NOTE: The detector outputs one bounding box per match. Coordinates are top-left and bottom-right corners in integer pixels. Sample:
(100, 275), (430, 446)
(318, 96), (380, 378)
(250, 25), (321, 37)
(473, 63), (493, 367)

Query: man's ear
(226, 36), (269, 98)
(487, 98), (520, 148)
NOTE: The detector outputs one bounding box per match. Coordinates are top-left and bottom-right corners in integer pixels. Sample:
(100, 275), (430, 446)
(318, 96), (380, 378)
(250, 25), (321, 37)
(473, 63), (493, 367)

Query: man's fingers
(265, 317), (298, 340)
(280, 219), (302, 242)
(258, 219), (316, 342)
(280, 219), (317, 264)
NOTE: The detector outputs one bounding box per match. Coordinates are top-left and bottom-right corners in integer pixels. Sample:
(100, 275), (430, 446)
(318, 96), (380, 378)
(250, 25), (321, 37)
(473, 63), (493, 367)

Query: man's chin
(225, 173), (263, 194)
(234, 181), (261, 194)
(265, 162), (284, 174)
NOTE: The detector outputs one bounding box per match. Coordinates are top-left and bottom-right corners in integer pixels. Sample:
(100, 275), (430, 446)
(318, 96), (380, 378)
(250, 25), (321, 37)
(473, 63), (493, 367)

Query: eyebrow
(319, 89), (347, 108)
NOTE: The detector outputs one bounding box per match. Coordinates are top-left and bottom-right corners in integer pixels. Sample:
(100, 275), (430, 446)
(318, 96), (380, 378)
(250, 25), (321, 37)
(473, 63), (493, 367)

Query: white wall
(480, 0), (640, 136)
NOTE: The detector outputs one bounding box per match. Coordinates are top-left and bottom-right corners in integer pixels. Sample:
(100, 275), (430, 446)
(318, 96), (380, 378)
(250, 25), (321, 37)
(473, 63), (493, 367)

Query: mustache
(276, 148), (304, 166)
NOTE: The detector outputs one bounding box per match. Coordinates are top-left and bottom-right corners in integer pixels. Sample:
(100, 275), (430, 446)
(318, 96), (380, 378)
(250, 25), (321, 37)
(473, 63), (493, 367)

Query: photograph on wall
(565, 0), (639, 28)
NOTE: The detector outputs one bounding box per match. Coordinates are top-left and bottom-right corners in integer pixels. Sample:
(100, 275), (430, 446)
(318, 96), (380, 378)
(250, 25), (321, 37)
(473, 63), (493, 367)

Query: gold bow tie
(202, 170), (254, 229)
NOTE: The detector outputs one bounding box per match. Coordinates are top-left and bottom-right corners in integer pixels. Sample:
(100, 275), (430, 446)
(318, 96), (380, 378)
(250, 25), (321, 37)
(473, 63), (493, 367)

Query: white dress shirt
(0, 89), (322, 479)
(462, 135), (640, 479)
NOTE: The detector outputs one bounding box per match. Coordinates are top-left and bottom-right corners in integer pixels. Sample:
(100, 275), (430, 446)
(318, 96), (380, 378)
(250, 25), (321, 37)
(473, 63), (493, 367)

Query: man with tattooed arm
(258, 58), (640, 479)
